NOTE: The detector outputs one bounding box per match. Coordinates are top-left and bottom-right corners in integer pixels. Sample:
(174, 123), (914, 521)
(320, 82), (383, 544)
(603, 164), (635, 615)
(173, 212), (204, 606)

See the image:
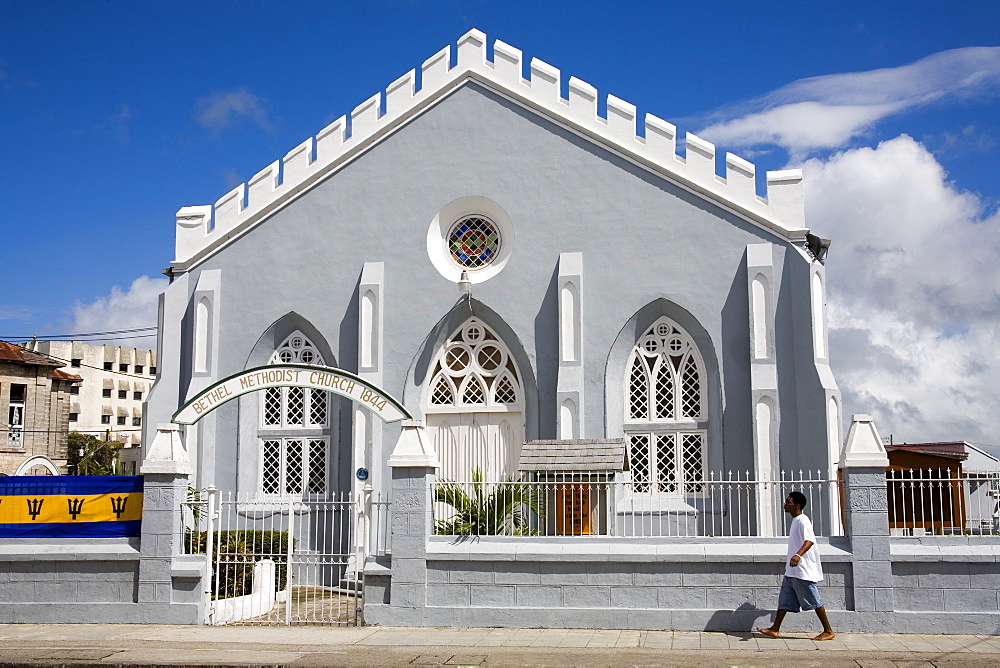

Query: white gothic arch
(257, 330), (331, 496)
(423, 318), (524, 481)
(623, 316), (708, 495)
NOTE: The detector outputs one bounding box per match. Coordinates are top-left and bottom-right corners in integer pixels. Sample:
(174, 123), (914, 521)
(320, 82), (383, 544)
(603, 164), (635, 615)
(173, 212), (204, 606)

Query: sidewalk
(2, 624), (1000, 666)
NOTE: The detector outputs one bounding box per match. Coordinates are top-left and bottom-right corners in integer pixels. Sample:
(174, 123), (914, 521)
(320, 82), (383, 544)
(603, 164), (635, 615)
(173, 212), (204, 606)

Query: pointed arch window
(624, 317), (707, 495)
(258, 331), (330, 496)
(424, 318), (524, 483)
(426, 319), (522, 411)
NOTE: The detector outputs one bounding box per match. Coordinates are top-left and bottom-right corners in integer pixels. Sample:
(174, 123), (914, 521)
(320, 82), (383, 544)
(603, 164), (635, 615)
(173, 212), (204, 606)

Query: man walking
(757, 491), (836, 641)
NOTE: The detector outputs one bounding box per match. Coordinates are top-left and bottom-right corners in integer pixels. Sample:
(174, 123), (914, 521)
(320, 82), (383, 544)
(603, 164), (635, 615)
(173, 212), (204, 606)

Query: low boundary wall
(364, 465), (1000, 634)
(0, 472), (205, 624)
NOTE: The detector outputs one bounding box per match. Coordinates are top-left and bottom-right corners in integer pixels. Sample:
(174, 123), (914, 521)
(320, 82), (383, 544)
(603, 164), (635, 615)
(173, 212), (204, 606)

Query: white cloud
(803, 135), (1000, 444)
(66, 276), (166, 344)
(195, 88), (272, 132)
(696, 47), (1000, 156)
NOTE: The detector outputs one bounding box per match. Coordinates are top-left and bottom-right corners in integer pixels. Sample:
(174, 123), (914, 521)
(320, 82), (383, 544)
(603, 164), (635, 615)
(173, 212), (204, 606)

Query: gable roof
(0, 340), (64, 368)
(173, 29), (810, 269)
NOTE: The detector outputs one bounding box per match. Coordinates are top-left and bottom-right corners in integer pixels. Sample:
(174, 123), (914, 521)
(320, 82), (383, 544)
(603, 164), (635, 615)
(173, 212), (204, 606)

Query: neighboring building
(145, 28), (842, 541)
(0, 341), (81, 475)
(26, 341), (157, 450)
(886, 441), (1000, 536)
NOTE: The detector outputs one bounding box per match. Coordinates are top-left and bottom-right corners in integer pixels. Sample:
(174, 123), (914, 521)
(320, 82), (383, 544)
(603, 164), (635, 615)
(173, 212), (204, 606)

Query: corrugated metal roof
(0, 340), (63, 367)
(519, 439), (625, 472)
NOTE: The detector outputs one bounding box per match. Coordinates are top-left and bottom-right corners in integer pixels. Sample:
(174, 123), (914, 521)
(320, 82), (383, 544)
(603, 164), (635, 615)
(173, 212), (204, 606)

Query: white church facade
(144, 28), (841, 547)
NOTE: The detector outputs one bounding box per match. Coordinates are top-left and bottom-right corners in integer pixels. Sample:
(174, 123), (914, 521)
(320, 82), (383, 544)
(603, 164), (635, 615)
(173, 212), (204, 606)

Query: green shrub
(186, 530), (292, 599)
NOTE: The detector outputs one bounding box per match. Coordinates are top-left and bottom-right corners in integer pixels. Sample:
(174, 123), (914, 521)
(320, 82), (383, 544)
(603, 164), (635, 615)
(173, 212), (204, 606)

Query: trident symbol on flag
(26, 498), (44, 520)
(110, 496), (128, 519)
(67, 498), (85, 520)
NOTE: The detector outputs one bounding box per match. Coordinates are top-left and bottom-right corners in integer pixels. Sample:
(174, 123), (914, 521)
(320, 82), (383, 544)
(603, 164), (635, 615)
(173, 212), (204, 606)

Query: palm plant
(434, 468), (542, 536)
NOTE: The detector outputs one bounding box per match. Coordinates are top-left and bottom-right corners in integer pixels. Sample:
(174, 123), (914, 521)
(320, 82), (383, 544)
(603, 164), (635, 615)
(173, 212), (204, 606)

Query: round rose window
(448, 216), (501, 269)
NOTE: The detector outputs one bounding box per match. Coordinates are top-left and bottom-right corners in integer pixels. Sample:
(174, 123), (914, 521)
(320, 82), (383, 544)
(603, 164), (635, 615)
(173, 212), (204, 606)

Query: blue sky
(2, 1), (999, 445)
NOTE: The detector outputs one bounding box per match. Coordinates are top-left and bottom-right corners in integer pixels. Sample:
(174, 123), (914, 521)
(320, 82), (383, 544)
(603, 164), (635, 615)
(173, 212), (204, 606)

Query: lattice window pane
(309, 390), (328, 426)
(654, 358), (675, 420)
(263, 388), (281, 425)
(628, 434), (651, 492)
(655, 434), (678, 493)
(628, 355), (649, 420)
(462, 376), (486, 404)
(300, 348), (315, 364)
(261, 440), (281, 494)
(493, 373), (518, 405)
(681, 433), (705, 493)
(308, 440), (327, 494)
(286, 387), (305, 426)
(278, 350), (293, 363)
(285, 440), (303, 494)
(430, 374), (455, 405)
(680, 355), (702, 418)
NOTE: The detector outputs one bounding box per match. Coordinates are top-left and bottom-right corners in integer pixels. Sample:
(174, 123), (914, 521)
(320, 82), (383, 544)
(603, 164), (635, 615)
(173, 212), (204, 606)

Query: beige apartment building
(26, 341), (157, 455)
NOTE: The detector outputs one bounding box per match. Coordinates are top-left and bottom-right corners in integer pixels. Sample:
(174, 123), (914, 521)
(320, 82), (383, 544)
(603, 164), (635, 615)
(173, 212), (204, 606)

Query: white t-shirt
(785, 513), (824, 582)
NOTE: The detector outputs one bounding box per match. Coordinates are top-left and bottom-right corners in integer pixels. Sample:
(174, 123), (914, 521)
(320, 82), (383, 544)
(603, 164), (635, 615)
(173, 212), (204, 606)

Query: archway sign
(172, 364), (411, 425)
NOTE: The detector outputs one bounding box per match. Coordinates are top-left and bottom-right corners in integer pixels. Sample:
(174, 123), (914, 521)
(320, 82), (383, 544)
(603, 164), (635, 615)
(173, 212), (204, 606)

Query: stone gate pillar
(840, 414), (893, 619)
(138, 423), (205, 623)
(364, 420), (438, 626)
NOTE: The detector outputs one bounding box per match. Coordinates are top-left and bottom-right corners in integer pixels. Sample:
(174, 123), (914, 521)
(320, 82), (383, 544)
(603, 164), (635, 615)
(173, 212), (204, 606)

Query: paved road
(2, 624), (1000, 666)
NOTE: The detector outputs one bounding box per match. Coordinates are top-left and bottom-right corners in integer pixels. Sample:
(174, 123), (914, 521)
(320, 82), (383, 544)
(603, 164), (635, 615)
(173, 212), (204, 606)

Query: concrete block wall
(367, 537), (855, 631)
(0, 543), (139, 622)
(0, 471), (207, 624)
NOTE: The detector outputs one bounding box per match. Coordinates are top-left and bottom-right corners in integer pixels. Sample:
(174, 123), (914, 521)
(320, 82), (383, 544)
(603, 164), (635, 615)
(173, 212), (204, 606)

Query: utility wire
(0, 326), (156, 340)
(10, 428), (143, 434)
(16, 350), (157, 380)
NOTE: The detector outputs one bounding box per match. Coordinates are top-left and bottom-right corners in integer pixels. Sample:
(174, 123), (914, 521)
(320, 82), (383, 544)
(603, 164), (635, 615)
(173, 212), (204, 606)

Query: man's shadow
(704, 602), (771, 634)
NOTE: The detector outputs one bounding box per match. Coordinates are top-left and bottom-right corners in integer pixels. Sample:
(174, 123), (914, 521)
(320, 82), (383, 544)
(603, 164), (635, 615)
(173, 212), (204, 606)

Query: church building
(145, 29), (841, 543)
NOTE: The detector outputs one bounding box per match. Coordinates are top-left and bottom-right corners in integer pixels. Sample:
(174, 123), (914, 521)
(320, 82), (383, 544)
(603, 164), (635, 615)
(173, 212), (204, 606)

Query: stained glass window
(448, 216), (501, 269)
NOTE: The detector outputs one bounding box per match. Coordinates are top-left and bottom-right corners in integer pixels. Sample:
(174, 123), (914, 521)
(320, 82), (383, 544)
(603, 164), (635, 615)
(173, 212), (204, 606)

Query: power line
(10, 428), (143, 434)
(18, 350), (157, 380)
(0, 326), (157, 340)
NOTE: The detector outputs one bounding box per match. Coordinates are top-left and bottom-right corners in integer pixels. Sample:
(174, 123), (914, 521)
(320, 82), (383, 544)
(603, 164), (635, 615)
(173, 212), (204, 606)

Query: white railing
(180, 490), (365, 625)
(431, 470), (839, 538)
(887, 468), (1000, 537)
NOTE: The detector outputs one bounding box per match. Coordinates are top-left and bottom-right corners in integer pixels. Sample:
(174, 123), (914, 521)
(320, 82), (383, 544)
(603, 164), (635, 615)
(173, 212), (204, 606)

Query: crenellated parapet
(174, 28), (808, 267)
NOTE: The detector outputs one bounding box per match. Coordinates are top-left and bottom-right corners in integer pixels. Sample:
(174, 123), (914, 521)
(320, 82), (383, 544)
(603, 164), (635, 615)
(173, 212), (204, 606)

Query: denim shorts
(777, 575), (823, 612)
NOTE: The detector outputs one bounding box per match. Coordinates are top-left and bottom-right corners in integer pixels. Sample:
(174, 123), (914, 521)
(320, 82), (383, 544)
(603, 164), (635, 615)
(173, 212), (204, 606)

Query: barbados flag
(0, 476), (143, 537)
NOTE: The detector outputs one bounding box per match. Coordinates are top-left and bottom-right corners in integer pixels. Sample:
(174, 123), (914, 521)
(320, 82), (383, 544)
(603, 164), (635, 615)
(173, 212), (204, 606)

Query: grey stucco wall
(147, 80), (827, 497)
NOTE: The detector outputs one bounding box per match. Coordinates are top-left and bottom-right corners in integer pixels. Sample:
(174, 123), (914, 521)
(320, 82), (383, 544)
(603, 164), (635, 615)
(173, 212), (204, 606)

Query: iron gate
(199, 491), (363, 625)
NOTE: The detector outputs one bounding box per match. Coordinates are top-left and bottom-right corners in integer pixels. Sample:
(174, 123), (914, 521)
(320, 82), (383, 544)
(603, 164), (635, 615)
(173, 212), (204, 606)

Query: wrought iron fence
(181, 489), (365, 625)
(431, 470), (840, 538)
(887, 468), (1000, 536)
